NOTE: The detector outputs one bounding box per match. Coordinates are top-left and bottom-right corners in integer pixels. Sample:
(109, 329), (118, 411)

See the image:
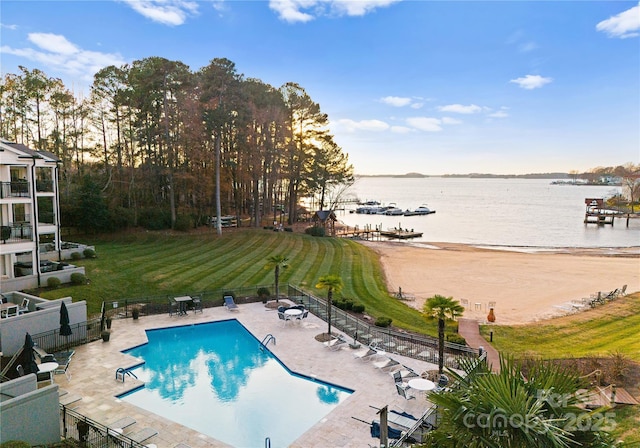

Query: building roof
(0, 139), (60, 163)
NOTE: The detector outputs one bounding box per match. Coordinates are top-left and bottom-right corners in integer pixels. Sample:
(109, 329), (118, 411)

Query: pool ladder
(260, 334), (276, 350)
(265, 437), (271, 448)
(115, 367), (138, 383)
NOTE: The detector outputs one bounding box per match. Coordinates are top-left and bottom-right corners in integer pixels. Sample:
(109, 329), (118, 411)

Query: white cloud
(442, 117), (462, 125)
(510, 74), (552, 90)
(380, 96), (412, 107)
(28, 33), (79, 55)
(120, 0), (199, 26)
(406, 117), (442, 132)
(438, 104), (482, 114)
(390, 125), (412, 133)
(410, 102), (424, 109)
(1, 23), (18, 30)
(596, 3), (640, 39)
(1, 33), (126, 82)
(336, 118), (390, 132)
(489, 110), (509, 118)
(269, 0), (400, 23)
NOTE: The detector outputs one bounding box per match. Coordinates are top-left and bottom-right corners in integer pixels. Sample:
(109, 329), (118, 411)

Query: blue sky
(1, 0), (638, 175)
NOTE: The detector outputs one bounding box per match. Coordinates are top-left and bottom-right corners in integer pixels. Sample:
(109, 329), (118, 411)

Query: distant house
(0, 139), (87, 291)
(312, 210), (337, 236)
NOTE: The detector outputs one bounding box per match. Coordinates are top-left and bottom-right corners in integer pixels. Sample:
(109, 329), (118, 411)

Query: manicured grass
(36, 229), (435, 335)
(480, 293), (640, 445)
(480, 293), (640, 361)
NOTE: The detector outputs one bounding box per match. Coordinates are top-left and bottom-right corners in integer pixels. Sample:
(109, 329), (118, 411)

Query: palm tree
(423, 295), (464, 375)
(265, 255), (288, 303)
(315, 274), (343, 337)
(425, 355), (619, 447)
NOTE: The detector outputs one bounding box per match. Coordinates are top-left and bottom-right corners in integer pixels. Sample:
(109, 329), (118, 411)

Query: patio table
(174, 296), (192, 315)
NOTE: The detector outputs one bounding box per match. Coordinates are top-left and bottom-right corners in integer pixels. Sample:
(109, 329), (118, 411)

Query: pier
(336, 224), (423, 240)
(583, 198), (619, 226)
(336, 224), (382, 241)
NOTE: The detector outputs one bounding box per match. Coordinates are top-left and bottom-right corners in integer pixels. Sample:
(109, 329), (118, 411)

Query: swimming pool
(119, 320), (353, 447)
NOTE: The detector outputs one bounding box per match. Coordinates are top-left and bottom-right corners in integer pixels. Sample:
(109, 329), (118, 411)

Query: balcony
(0, 181), (31, 198)
(36, 179), (54, 193)
(1, 223), (33, 243)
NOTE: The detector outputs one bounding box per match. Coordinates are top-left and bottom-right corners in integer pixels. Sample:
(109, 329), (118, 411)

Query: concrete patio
(53, 300), (440, 447)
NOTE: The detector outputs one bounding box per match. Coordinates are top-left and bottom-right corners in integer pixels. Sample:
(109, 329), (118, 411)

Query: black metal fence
(287, 285), (479, 368)
(99, 284), (274, 327)
(96, 283), (478, 368)
(32, 318), (103, 354)
(60, 406), (148, 448)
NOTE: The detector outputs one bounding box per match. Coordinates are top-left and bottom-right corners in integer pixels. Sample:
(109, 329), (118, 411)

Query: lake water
(335, 177), (639, 249)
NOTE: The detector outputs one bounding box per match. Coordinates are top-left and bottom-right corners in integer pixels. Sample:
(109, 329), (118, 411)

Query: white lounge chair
(373, 357), (401, 372)
(353, 347), (376, 361)
(323, 335), (347, 350)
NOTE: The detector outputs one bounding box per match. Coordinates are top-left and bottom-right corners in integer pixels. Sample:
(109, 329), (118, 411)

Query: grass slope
(480, 293), (640, 361)
(38, 229), (433, 335)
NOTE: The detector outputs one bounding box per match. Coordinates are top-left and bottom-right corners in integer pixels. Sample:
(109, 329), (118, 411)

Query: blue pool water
(119, 320), (352, 447)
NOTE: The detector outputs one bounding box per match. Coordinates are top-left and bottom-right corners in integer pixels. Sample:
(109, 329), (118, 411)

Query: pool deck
(54, 301), (440, 447)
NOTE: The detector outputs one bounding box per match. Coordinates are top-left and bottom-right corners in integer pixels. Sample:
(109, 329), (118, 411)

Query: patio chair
(168, 298), (179, 317)
(191, 296), (203, 314)
(277, 311), (292, 327)
(129, 427), (158, 444)
(18, 298), (29, 315)
(223, 295), (239, 311)
(353, 347), (376, 361)
(323, 334), (347, 350)
(107, 416), (137, 431)
(53, 350), (75, 381)
(296, 310), (309, 321)
(373, 357), (401, 372)
(434, 374), (449, 392)
(392, 370), (410, 390)
(395, 383), (415, 400)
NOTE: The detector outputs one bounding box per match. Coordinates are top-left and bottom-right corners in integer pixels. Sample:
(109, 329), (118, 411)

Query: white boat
(403, 205), (435, 216)
(384, 204), (404, 216)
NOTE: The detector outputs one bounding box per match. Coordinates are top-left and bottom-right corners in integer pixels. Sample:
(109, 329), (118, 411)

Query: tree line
(0, 59), (354, 233)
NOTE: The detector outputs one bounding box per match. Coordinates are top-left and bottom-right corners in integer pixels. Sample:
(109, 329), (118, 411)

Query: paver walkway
(458, 318), (500, 373)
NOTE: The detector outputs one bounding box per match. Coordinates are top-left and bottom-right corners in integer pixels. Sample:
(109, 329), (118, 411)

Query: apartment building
(0, 138), (64, 290)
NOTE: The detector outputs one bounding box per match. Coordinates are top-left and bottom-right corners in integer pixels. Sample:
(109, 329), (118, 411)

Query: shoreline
(357, 240), (640, 326)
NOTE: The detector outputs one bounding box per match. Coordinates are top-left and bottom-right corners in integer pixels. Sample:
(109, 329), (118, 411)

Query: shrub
(70, 272), (86, 285)
(446, 333), (467, 345)
(47, 277), (61, 288)
(0, 441), (31, 448)
(352, 303), (365, 313)
(174, 215), (192, 232)
(374, 316), (392, 327)
(305, 226), (325, 237)
(70, 251), (82, 260)
(83, 248), (96, 258)
(343, 300), (354, 310)
(284, 227), (293, 232)
(257, 287), (270, 301)
(138, 207), (171, 230)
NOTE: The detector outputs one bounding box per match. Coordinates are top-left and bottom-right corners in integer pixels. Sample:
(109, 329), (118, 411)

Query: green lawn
(480, 294), (640, 361)
(37, 229), (435, 335)
(480, 293), (640, 445)
(34, 228), (639, 443)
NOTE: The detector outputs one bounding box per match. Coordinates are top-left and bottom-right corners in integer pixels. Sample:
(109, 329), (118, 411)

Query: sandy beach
(359, 241), (640, 325)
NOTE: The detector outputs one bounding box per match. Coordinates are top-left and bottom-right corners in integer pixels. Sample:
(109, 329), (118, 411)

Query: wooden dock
(336, 225), (381, 241)
(380, 229), (423, 239)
